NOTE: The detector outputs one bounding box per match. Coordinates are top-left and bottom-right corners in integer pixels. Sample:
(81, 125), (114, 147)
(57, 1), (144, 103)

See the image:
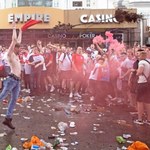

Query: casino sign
(80, 14), (118, 23)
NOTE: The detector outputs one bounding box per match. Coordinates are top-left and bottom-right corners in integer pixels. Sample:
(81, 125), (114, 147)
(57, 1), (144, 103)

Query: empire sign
(8, 13), (50, 23)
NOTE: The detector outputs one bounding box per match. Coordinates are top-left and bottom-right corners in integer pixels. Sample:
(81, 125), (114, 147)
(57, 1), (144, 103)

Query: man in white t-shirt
(86, 44), (98, 60)
(58, 46), (72, 95)
(134, 51), (150, 125)
(120, 52), (134, 103)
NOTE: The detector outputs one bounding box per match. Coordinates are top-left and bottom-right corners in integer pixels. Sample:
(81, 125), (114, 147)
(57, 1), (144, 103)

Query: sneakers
(134, 119), (144, 125)
(69, 92), (73, 98)
(144, 120), (150, 125)
(74, 92), (82, 98)
(134, 119), (150, 125)
(107, 95), (113, 99)
(90, 96), (94, 101)
(50, 86), (55, 92)
(2, 118), (15, 129)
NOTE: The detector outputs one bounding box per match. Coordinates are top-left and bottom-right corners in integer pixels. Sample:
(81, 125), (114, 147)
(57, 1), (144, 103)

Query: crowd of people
(0, 32), (150, 127)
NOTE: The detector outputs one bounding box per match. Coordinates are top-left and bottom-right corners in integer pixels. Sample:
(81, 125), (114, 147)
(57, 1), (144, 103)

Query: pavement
(0, 89), (150, 150)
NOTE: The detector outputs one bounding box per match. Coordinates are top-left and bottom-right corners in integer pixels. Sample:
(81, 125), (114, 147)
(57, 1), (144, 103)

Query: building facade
(0, 0), (115, 9)
(114, 0), (150, 45)
(0, 7), (137, 48)
(128, 0), (150, 45)
(0, 0), (150, 47)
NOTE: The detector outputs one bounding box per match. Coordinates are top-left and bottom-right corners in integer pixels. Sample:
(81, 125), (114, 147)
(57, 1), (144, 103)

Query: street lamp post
(107, 0), (109, 9)
(140, 18), (144, 47)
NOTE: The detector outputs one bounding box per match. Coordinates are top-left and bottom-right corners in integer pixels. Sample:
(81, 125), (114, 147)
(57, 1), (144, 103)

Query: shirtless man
(0, 22), (22, 129)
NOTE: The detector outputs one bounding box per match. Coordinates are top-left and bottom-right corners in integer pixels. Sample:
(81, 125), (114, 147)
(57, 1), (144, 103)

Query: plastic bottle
(6, 145), (12, 150)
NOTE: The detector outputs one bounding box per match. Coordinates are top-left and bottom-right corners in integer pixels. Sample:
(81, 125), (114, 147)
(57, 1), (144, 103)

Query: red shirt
(19, 52), (28, 64)
(72, 53), (84, 72)
(44, 53), (53, 65)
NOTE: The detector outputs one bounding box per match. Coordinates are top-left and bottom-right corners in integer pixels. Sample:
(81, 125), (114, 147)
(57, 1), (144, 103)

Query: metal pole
(140, 18), (144, 47)
(107, 0), (108, 9)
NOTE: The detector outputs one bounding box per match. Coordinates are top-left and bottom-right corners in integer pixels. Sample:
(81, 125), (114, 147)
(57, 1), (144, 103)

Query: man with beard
(0, 22), (22, 129)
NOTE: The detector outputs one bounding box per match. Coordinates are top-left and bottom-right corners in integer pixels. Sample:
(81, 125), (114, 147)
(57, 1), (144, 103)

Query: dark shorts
(136, 82), (150, 103)
(59, 70), (72, 80)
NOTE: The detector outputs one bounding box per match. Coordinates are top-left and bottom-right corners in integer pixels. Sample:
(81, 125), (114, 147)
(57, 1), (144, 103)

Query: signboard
(8, 13), (50, 23)
(80, 14), (118, 23)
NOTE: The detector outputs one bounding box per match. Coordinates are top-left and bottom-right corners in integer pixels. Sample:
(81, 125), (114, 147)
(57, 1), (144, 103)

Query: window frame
(72, 1), (83, 7)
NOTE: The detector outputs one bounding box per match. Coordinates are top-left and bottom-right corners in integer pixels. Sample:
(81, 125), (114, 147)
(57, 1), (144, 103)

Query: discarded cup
(69, 122), (75, 128)
(70, 132), (78, 135)
(20, 138), (28, 142)
(0, 132), (7, 137)
(60, 147), (68, 150)
(123, 134), (131, 139)
(121, 146), (127, 150)
(93, 127), (97, 131)
(12, 148), (18, 150)
(71, 141), (78, 145)
(60, 143), (69, 147)
(58, 122), (68, 133)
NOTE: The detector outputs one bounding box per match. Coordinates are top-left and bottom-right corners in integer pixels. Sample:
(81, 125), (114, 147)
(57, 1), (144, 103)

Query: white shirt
(121, 57), (133, 70)
(89, 63), (100, 80)
(138, 59), (150, 83)
(24, 53), (32, 74)
(2, 51), (10, 66)
(59, 53), (72, 71)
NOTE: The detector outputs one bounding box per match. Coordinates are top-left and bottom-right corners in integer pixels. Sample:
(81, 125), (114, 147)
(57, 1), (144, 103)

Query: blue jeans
(0, 77), (20, 118)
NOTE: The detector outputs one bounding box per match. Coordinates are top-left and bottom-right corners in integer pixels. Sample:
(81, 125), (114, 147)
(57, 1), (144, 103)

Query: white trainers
(74, 92), (82, 98)
(90, 96), (94, 101)
(134, 119), (144, 125)
(69, 92), (73, 98)
(50, 86), (55, 92)
(144, 120), (150, 125)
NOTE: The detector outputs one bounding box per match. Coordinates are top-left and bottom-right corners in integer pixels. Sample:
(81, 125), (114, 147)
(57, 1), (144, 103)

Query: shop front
(0, 7), (137, 48)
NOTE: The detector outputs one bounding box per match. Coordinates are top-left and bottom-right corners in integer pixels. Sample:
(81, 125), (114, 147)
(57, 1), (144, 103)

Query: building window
(32, 0), (43, 6)
(73, 1), (83, 7)
(18, 0), (26, 6)
(12, 0), (17, 7)
(54, 0), (59, 7)
(86, 0), (90, 7)
(18, 0), (53, 7)
(45, 0), (53, 7)
(18, 0), (33, 6)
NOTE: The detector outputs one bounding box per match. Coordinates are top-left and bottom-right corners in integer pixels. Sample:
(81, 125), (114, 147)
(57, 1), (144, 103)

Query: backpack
(62, 53), (72, 67)
(143, 60), (150, 84)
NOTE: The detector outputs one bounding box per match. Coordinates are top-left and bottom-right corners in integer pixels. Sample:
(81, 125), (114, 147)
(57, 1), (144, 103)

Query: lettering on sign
(48, 33), (67, 39)
(80, 14), (118, 23)
(8, 13), (50, 23)
(79, 33), (95, 38)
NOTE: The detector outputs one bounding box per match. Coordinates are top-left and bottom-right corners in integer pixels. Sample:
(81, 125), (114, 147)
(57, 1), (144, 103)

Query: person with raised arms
(0, 22), (22, 129)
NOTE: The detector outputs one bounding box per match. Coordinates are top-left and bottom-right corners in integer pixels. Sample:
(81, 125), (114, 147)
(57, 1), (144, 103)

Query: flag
(21, 19), (42, 31)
